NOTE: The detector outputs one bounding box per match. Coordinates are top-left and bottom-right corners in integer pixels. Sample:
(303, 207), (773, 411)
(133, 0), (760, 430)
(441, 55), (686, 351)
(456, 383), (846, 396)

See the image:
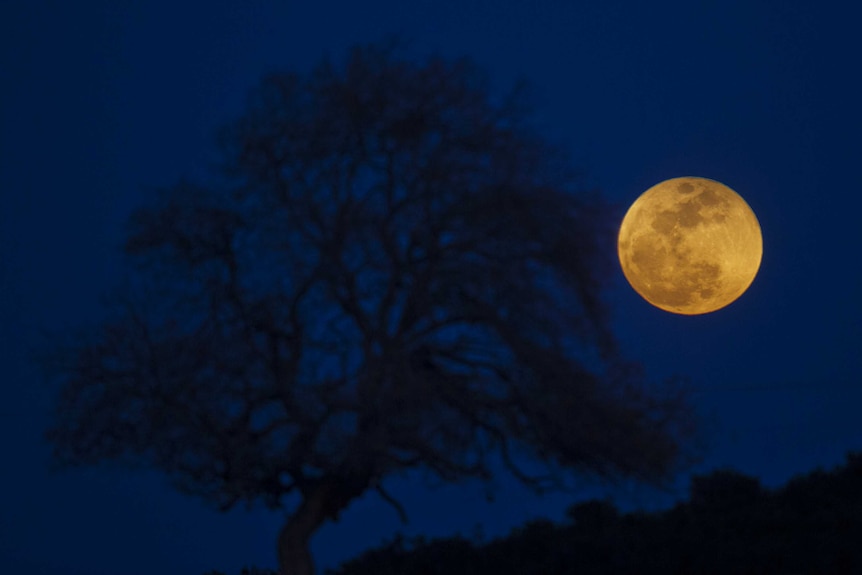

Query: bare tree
(45, 43), (695, 575)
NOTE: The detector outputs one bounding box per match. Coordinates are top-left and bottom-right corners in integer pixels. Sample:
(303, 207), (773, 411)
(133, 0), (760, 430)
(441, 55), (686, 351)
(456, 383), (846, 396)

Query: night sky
(2, 1), (860, 574)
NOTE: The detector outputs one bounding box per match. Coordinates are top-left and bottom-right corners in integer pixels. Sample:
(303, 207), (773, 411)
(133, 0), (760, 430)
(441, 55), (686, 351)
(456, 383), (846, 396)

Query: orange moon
(618, 177), (762, 315)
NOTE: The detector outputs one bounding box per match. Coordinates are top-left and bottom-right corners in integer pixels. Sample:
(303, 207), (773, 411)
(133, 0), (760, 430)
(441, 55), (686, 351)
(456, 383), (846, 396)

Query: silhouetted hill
(207, 452), (862, 574)
(327, 452), (862, 575)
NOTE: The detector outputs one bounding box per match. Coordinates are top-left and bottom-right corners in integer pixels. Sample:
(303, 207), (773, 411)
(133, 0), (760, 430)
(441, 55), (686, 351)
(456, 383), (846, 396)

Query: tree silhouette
(44, 42), (695, 575)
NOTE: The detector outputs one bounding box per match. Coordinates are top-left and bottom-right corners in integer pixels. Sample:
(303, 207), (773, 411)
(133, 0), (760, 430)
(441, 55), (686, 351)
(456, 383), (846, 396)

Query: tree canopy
(45, 42), (695, 575)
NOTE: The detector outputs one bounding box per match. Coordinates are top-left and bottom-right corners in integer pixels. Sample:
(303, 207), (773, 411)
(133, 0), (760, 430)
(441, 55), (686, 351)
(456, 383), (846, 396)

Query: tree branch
(375, 482), (409, 524)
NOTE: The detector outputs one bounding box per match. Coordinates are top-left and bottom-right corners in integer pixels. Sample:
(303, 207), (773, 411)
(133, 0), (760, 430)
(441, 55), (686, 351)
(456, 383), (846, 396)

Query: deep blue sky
(2, 1), (860, 573)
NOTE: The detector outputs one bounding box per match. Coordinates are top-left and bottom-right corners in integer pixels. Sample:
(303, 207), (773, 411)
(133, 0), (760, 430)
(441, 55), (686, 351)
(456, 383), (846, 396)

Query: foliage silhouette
(325, 452), (862, 575)
(44, 42), (695, 575)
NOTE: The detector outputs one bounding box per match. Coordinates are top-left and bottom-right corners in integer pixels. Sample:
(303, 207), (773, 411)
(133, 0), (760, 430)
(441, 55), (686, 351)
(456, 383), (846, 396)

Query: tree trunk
(277, 476), (371, 575)
(277, 508), (317, 575)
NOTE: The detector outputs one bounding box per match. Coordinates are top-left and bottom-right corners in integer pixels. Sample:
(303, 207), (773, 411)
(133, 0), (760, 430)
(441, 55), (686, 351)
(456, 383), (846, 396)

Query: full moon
(618, 177), (762, 315)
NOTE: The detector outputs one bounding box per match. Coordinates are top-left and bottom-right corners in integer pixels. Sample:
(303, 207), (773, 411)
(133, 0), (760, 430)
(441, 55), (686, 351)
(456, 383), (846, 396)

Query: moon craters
(618, 177), (762, 315)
